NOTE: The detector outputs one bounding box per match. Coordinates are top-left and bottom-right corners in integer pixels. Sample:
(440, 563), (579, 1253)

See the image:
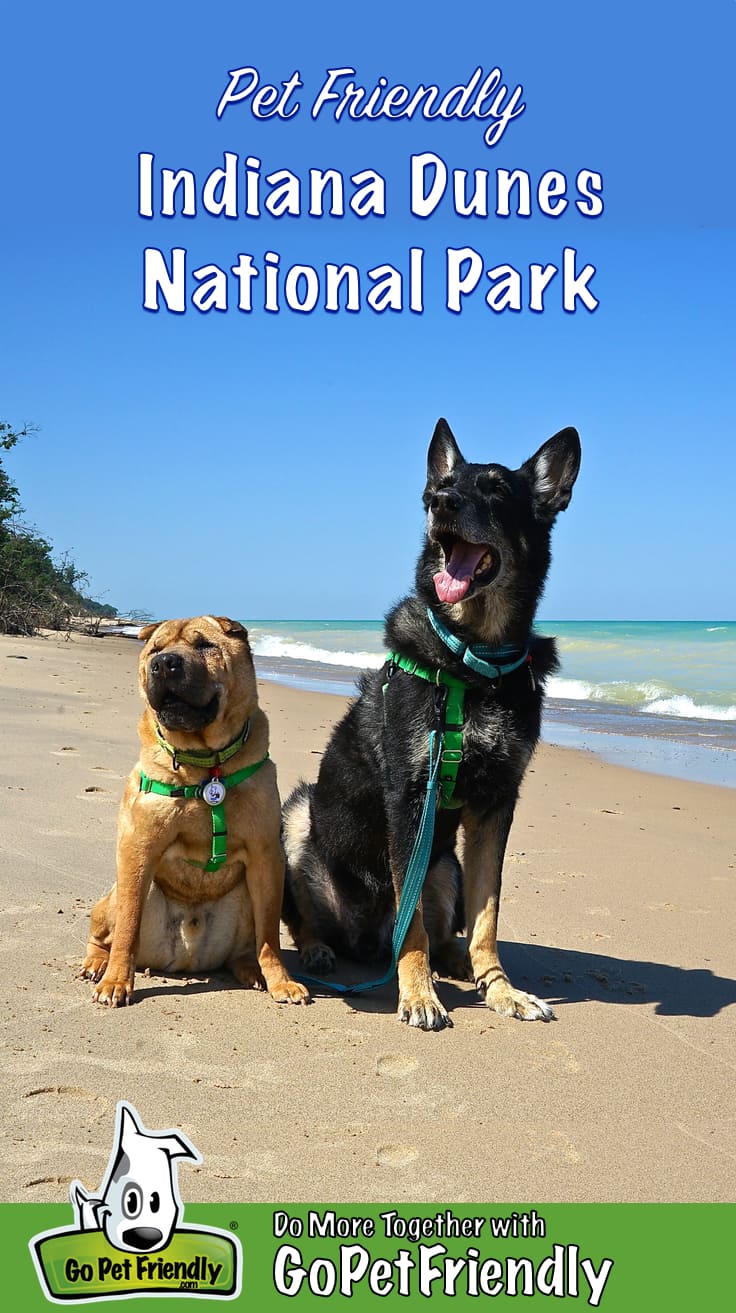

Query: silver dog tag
(202, 778), (226, 806)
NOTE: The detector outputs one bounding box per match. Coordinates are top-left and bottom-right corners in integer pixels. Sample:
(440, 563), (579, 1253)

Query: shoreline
(2, 631), (734, 1204)
(255, 659), (736, 791)
(102, 620), (736, 791)
(22, 626), (736, 789)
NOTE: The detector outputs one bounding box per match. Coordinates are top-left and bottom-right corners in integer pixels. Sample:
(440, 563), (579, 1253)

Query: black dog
(282, 419), (580, 1030)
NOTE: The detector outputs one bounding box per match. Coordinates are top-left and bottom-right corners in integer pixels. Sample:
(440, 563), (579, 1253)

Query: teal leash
(294, 616), (534, 996)
(294, 731), (443, 996)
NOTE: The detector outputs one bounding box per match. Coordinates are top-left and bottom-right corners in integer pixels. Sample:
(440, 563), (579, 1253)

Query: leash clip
(433, 682), (448, 730)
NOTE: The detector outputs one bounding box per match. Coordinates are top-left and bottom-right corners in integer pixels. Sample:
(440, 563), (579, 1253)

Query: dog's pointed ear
(119, 1103), (144, 1149)
(156, 1132), (201, 1164)
(427, 418), (464, 483)
(138, 622), (161, 643)
(522, 427), (581, 520)
(212, 617), (249, 641)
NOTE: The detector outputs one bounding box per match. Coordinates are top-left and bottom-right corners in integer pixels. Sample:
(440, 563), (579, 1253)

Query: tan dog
(81, 616), (309, 1008)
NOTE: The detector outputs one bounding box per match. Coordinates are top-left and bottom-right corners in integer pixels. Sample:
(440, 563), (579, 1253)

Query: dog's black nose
(430, 488), (462, 516)
(150, 652), (183, 678)
(122, 1227), (164, 1251)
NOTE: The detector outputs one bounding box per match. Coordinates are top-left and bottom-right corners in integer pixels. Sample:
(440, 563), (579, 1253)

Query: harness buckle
(527, 655), (536, 692)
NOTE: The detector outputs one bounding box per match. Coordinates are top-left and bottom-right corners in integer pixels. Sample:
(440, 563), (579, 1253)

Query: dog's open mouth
(432, 536), (498, 604)
(153, 690), (220, 730)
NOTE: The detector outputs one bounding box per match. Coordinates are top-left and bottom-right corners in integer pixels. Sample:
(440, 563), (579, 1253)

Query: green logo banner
(10, 1202), (735, 1311)
(31, 1225), (239, 1301)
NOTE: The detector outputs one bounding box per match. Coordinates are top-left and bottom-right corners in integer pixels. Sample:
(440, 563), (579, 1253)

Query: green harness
(385, 610), (532, 808)
(385, 653), (466, 808)
(139, 720), (269, 872)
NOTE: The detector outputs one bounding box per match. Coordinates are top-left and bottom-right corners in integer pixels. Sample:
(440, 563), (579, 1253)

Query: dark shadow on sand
(500, 941), (736, 1019)
(280, 942), (736, 1022)
(97, 943), (736, 1020)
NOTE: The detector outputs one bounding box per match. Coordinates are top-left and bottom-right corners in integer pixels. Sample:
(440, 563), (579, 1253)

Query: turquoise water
(246, 619), (736, 787)
(548, 620), (735, 719)
(247, 619), (736, 718)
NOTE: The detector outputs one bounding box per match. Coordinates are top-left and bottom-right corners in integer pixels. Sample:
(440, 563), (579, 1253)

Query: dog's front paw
(79, 945), (109, 983)
(299, 942), (336, 974)
(270, 979), (311, 1005)
(397, 986), (452, 1031)
(478, 974), (555, 1022)
(92, 973), (134, 1008)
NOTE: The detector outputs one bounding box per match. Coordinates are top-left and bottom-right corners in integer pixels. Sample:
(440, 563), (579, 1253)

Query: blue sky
(1, 1), (734, 621)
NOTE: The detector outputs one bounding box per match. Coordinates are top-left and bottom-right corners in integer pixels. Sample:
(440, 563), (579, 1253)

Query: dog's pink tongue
(433, 542), (488, 604)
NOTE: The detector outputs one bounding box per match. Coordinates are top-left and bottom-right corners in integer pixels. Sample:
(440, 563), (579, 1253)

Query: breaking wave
(251, 633), (385, 670)
(249, 633), (736, 723)
(547, 677), (736, 721)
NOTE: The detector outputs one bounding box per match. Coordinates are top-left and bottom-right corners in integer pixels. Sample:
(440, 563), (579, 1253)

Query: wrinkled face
(138, 615), (254, 733)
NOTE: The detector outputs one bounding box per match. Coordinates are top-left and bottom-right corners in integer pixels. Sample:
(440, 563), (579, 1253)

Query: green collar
(154, 719), (250, 771)
(139, 754), (269, 872)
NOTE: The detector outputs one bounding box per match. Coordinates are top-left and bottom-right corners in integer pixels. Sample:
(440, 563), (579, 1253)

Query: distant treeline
(0, 420), (117, 635)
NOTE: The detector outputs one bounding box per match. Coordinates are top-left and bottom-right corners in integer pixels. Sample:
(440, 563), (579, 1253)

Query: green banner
(9, 1202), (734, 1311)
(32, 1224), (239, 1300)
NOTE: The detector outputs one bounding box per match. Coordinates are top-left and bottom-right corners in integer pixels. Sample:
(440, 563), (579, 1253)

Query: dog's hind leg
(282, 873), (339, 975)
(226, 886), (265, 989)
(79, 887), (116, 983)
(462, 807), (554, 1021)
(244, 833), (310, 1005)
(230, 953), (266, 990)
(424, 853), (472, 981)
(282, 783), (339, 973)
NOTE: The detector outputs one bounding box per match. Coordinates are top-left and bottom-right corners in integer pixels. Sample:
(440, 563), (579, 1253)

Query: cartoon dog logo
(70, 1101), (200, 1253)
(30, 1100), (241, 1303)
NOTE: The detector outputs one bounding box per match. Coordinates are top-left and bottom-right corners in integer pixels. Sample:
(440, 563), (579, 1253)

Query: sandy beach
(1, 630), (734, 1205)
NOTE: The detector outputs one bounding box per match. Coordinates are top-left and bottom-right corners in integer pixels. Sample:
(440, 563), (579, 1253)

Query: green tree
(0, 419), (31, 525)
(0, 420), (117, 634)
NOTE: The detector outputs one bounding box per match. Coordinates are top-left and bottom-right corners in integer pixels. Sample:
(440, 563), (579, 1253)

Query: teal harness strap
(138, 755), (269, 872)
(427, 607), (530, 681)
